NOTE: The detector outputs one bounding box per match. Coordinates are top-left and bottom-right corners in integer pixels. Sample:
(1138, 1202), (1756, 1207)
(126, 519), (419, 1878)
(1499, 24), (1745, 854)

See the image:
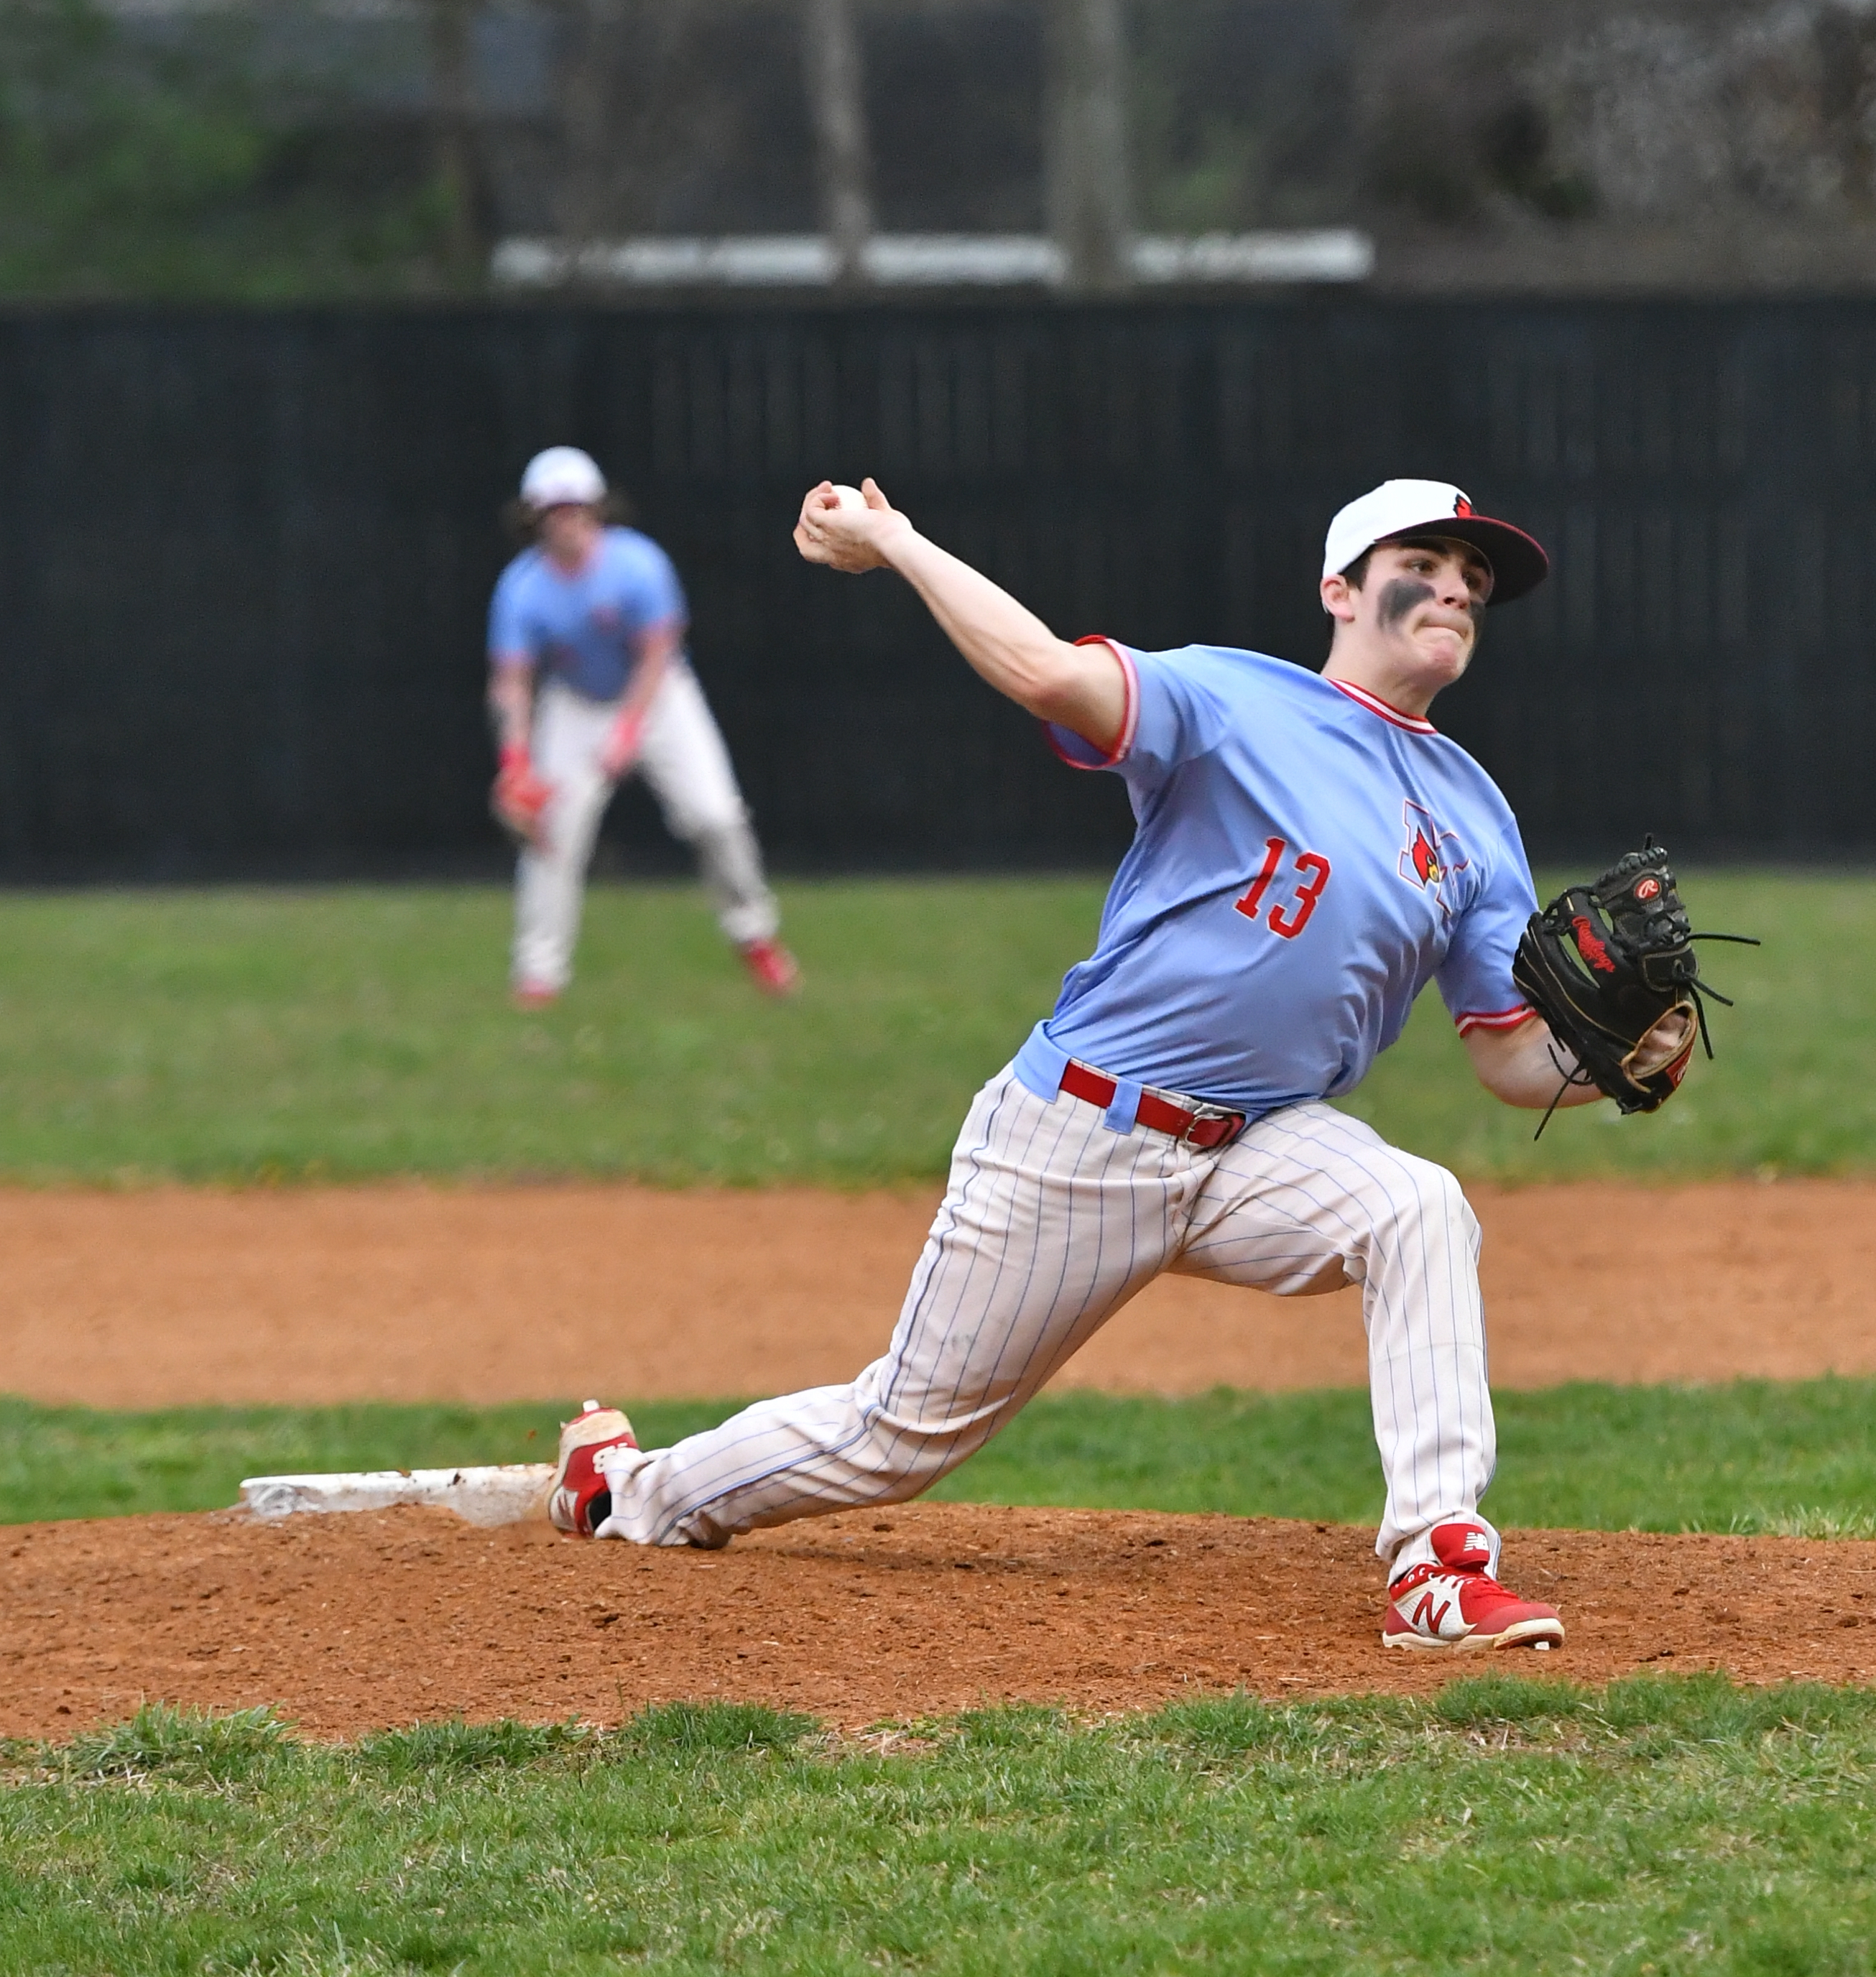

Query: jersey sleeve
(1436, 812), (1540, 1035)
(621, 536), (688, 634)
(1043, 641), (1229, 789)
(486, 563), (535, 667)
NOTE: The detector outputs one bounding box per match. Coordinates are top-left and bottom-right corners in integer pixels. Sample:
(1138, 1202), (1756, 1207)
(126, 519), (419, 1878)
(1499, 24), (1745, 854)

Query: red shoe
(512, 981), (560, 1011)
(1382, 1521), (1564, 1652)
(739, 938), (800, 996)
(548, 1400), (639, 1537)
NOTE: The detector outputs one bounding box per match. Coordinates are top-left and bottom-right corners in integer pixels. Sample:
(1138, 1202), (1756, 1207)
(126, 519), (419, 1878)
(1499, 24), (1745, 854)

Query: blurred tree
(1131, 0), (1353, 233)
(1044, 0), (1133, 287)
(537, 0), (812, 245)
(34, 0), (1876, 302)
(422, 0), (490, 278)
(860, 0), (1043, 233)
(805, 0), (875, 282)
(547, 0), (614, 246)
(0, 0), (459, 298)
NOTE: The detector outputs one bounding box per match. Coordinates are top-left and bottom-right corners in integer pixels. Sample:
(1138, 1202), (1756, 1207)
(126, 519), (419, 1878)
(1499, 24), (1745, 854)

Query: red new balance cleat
(1383, 1520), (1564, 1652)
(548, 1400), (639, 1537)
(512, 980), (560, 1011)
(739, 937), (800, 996)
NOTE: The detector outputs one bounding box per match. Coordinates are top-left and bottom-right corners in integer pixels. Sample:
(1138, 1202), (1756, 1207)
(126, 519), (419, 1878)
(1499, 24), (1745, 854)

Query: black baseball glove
(1510, 841), (1756, 1129)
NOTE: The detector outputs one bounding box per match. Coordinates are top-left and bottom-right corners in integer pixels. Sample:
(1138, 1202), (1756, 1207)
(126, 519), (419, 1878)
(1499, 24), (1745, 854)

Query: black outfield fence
(0, 296), (1870, 879)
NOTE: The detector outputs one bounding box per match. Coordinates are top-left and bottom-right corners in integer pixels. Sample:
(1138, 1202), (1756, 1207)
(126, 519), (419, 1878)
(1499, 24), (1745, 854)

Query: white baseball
(831, 483), (867, 512)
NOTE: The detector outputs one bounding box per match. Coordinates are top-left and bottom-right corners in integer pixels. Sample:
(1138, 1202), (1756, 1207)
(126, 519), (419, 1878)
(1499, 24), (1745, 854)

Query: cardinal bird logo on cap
(1454, 496), (1473, 516)
(1397, 802), (1469, 922)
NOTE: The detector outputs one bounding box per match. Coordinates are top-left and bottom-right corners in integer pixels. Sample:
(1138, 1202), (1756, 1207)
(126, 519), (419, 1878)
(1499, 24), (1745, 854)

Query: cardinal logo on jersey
(1397, 802), (1469, 922)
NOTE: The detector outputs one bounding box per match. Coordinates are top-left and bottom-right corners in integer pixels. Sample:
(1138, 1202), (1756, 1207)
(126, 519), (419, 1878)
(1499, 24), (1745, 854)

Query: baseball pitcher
(551, 476), (1709, 1652)
(488, 447), (798, 1006)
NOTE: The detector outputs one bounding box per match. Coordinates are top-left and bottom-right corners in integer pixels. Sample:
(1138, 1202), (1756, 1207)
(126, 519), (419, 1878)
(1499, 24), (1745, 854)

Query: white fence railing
(490, 229), (1375, 289)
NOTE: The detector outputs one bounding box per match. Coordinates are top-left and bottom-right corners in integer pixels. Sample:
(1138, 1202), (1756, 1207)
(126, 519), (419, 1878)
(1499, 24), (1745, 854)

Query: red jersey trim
(1328, 678), (1438, 734)
(1043, 636), (1140, 770)
(1454, 1004), (1538, 1037)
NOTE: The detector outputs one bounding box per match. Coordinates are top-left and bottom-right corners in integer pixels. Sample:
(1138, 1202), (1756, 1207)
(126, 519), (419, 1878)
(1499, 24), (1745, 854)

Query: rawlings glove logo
(1571, 915), (1617, 973)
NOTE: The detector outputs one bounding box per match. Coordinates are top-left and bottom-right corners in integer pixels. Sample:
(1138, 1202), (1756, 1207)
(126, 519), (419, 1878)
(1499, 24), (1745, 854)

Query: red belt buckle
(1058, 1062), (1242, 1149)
(1178, 1108), (1241, 1150)
(1168, 1102), (1242, 1150)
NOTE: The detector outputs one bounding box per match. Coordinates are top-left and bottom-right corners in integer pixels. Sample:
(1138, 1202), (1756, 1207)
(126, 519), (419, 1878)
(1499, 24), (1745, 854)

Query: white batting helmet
(520, 446), (607, 509)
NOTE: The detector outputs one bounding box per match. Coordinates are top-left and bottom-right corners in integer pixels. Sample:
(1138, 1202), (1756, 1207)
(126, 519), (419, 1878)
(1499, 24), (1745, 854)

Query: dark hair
(499, 488), (636, 546)
(1341, 535), (1492, 593)
(1338, 547), (1375, 591)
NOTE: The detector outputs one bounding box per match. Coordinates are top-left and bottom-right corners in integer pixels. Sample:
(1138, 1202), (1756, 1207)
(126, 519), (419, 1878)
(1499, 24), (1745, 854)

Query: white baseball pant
(598, 1062), (1499, 1581)
(513, 671), (780, 994)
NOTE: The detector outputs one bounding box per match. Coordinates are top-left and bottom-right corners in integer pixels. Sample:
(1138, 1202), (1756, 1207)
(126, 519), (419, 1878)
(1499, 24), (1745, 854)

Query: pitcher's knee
(1371, 1155), (1477, 1251)
(1428, 1162), (1477, 1239)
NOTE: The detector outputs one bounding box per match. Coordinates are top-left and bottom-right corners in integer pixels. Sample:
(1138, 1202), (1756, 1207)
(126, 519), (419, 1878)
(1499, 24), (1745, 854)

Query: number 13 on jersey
(1234, 836), (1332, 940)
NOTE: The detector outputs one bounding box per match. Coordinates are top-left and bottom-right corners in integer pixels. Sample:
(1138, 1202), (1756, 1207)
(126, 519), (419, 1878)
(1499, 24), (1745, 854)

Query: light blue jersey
(1014, 641), (1538, 1119)
(488, 527), (688, 702)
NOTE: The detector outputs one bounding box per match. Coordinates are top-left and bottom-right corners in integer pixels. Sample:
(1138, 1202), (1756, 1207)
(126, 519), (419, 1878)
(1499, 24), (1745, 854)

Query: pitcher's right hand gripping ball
(793, 478), (907, 573)
(1512, 842), (1755, 1116)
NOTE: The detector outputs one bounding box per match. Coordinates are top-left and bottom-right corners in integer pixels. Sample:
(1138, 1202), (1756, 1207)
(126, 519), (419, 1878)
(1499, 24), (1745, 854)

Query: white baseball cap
(520, 445), (607, 509)
(1322, 478), (1548, 606)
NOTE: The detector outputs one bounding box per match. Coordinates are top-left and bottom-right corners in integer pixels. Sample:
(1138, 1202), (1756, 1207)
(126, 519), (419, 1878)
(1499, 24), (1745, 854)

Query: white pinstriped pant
(514, 673), (779, 993)
(598, 1064), (1497, 1580)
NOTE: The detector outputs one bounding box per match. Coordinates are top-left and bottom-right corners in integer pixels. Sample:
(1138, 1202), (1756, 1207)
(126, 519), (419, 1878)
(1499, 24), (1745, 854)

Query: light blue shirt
(1014, 642), (1538, 1120)
(488, 527), (688, 702)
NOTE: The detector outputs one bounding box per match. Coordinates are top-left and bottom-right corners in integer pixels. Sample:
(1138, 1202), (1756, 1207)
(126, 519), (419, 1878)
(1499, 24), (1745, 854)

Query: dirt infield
(7, 1503), (1876, 1741)
(5, 1177), (1875, 1735)
(1, 1177), (1872, 1407)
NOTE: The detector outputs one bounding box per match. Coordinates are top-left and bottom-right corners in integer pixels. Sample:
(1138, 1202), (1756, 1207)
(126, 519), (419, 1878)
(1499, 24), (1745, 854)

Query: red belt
(1058, 1061), (1244, 1149)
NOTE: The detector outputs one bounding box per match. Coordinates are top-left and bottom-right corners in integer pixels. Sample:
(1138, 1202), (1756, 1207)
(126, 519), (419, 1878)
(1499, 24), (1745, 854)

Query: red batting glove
(491, 742), (552, 849)
(599, 708), (646, 781)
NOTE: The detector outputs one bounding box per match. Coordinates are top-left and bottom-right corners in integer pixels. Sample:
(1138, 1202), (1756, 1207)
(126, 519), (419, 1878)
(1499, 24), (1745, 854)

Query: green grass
(6, 1680), (1876, 1972)
(0, 880), (1088, 1185)
(0, 869), (1844, 1184)
(8, 1379), (1875, 1537)
(0, 1395), (728, 1527)
(928, 1380), (1876, 1541)
(0, 874), (1863, 1968)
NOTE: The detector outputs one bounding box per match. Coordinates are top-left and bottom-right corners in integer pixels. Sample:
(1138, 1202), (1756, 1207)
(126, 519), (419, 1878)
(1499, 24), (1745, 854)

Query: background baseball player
(488, 446), (798, 1006)
(551, 476), (1694, 1652)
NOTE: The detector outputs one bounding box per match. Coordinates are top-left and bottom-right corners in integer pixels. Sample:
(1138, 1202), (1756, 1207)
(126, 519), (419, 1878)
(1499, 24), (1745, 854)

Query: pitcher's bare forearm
(1463, 1006), (1692, 1111)
(1463, 1016), (1600, 1111)
(793, 479), (1125, 752)
(884, 532), (1126, 749)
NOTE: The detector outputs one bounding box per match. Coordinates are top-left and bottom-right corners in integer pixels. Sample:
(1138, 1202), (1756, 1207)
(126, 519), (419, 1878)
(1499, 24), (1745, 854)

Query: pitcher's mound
(8, 1501), (1874, 1741)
